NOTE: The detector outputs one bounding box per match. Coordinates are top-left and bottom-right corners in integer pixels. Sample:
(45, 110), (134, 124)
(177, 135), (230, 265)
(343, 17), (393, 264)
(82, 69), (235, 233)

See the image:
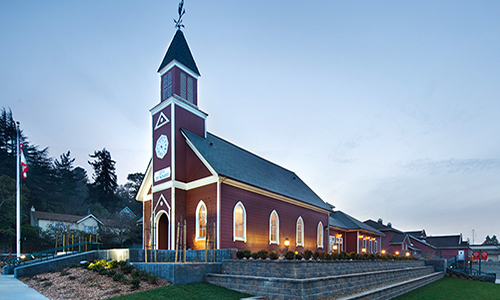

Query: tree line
(0, 107), (143, 252)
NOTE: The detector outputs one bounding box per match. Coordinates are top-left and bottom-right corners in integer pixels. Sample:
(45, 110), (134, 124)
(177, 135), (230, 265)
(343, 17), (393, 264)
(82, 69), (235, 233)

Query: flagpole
(16, 121), (21, 258)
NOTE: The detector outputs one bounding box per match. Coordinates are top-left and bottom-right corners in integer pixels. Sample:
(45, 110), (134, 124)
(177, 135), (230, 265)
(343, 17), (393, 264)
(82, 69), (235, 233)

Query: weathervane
(174, 0), (186, 29)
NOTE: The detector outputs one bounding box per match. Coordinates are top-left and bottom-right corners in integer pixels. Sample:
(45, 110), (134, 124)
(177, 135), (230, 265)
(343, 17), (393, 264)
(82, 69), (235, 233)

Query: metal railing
(2, 241), (100, 268)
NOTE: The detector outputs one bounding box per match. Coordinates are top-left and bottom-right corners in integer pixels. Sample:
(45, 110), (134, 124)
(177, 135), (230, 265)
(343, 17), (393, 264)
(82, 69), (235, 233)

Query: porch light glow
(381, 250), (386, 254)
(361, 248), (366, 253)
(406, 252), (410, 257)
(284, 237), (290, 247)
(359, 235), (363, 239)
(395, 251), (400, 256)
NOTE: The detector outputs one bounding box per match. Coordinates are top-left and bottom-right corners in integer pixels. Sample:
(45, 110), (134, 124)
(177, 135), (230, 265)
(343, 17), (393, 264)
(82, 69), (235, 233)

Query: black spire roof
(158, 29), (200, 76)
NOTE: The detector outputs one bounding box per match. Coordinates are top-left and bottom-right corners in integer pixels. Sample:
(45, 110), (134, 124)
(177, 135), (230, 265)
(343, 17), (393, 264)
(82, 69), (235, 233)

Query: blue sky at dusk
(1, 1), (499, 244)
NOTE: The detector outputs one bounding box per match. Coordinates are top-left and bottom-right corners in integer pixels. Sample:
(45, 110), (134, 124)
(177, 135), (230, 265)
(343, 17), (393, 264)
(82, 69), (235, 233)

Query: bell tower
(149, 24), (207, 250)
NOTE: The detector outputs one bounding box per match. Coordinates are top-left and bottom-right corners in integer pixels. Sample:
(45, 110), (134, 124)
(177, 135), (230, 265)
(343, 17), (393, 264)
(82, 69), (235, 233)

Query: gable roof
(363, 219), (404, 234)
(330, 211), (384, 236)
(158, 29), (200, 76)
(31, 211), (104, 226)
(425, 235), (468, 248)
(182, 129), (332, 211)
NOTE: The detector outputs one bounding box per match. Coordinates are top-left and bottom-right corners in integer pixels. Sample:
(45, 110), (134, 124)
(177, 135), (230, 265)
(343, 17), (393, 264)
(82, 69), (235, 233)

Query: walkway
(0, 274), (49, 300)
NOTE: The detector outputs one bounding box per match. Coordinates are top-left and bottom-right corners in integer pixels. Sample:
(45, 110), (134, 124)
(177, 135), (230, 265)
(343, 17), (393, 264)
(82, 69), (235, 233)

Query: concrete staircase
(205, 260), (444, 300)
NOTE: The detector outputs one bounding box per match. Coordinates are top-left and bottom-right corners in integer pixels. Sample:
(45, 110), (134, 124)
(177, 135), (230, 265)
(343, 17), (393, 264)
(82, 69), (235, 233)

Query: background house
(30, 206), (102, 234)
(329, 211), (384, 254)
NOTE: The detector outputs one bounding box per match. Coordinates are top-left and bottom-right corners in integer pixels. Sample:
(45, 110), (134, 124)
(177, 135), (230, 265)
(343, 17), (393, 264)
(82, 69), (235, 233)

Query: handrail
(2, 241), (100, 267)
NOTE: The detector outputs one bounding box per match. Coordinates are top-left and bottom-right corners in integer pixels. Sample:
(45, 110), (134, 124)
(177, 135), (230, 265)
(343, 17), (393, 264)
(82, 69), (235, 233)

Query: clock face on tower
(155, 134), (169, 159)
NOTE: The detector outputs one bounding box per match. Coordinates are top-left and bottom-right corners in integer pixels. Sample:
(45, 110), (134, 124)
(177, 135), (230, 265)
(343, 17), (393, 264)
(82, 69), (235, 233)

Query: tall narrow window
(269, 210), (279, 245)
(233, 202), (246, 242)
(374, 240), (378, 254)
(187, 77), (193, 103)
(163, 72), (172, 100)
(317, 222), (324, 248)
(195, 201), (207, 241)
(180, 72), (187, 100)
(296, 217), (304, 247)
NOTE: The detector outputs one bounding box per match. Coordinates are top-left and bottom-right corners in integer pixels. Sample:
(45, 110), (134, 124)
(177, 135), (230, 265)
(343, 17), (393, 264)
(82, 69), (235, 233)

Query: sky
(1, 1), (499, 245)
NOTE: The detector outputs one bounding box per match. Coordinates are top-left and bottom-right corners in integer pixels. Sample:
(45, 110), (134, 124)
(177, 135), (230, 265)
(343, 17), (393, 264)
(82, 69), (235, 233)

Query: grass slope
(109, 282), (252, 300)
(394, 277), (500, 300)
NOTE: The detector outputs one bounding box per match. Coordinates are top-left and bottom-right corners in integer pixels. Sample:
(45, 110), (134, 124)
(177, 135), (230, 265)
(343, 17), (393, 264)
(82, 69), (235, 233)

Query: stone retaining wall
(129, 248), (236, 263)
(133, 262), (221, 284)
(222, 259), (426, 279)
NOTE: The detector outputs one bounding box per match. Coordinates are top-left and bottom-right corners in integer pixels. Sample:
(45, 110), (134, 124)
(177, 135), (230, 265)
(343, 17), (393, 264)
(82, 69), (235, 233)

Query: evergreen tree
(484, 235), (499, 245)
(115, 172), (144, 215)
(53, 151), (89, 214)
(88, 148), (118, 211)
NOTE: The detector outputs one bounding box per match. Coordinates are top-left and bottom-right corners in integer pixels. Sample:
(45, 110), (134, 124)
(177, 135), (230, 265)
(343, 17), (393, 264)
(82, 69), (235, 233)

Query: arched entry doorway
(156, 212), (169, 250)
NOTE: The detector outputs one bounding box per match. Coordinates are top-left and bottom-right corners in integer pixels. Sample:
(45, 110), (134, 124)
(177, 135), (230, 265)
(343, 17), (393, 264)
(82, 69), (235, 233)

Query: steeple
(157, 29), (200, 76)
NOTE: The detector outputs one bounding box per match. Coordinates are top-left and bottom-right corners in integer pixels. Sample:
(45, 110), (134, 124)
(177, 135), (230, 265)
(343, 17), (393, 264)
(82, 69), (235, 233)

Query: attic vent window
(163, 72), (172, 100)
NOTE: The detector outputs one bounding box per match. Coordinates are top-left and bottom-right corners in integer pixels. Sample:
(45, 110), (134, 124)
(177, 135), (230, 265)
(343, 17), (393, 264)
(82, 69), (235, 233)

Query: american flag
(20, 139), (28, 179)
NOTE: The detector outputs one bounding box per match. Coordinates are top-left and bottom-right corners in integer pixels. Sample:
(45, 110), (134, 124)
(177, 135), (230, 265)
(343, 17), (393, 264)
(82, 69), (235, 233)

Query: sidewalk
(0, 274), (49, 300)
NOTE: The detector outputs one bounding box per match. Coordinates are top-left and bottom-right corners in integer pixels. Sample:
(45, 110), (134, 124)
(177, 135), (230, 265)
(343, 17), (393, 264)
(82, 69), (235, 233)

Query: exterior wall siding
(219, 183), (329, 252)
(185, 184), (217, 250)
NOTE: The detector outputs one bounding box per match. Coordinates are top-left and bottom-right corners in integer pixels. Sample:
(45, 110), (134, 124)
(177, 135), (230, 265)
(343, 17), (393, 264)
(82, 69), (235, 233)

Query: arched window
(317, 222), (324, 248)
(269, 210), (279, 245)
(233, 202), (246, 242)
(195, 201), (207, 241)
(296, 217), (304, 247)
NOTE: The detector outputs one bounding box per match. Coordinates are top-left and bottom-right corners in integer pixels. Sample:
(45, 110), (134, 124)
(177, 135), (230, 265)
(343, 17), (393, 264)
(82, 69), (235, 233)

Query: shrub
(112, 273), (125, 282)
(325, 253), (332, 260)
(59, 270), (70, 276)
(242, 250), (252, 259)
(285, 251), (295, 260)
(349, 252), (358, 260)
(331, 252), (339, 260)
(269, 250), (280, 260)
(130, 278), (141, 290)
(339, 251), (350, 260)
(295, 253), (303, 260)
(313, 251), (320, 260)
(303, 250), (313, 260)
(107, 260), (119, 269)
(236, 250), (245, 259)
(257, 249), (269, 259)
(251, 252), (259, 259)
(88, 259), (107, 271)
(120, 263), (134, 274)
(118, 260), (127, 267)
(148, 275), (158, 285)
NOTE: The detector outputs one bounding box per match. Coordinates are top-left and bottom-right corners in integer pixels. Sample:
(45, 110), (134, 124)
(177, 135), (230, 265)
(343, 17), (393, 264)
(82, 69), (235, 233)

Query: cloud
(400, 158), (500, 175)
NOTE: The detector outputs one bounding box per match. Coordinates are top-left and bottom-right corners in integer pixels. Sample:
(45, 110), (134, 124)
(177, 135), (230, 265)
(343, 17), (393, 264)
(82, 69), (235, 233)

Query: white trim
(136, 160), (153, 201)
(223, 179), (330, 214)
(233, 201), (247, 242)
(77, 214), (104, 226)
(269, 210), (279, 245)
(170, 103), (176, 251)
(152, 175), (218, 193)
(153, 194), (171, 216)
(150, 95), (207, 120)
(296, 217), (304, 247)
(217, 178), (221, 249)
(182, 131), (218, 176)
(317, 221), (324, 249)
(154, 112), (170, 131)
(154, 210), (170, 250)
(195, 200), (207, 241)
(158, 59), (199, 79)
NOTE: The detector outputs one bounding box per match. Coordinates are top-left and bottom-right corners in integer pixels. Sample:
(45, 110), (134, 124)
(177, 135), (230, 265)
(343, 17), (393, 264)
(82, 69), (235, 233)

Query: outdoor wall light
(395, 251), (400, 256)
(381, 250), (386, 254)
(284, 237), (290, 252)
(406, 252), (410, 257)
(361, 248), (366, 253)
(359, 235), (363, 239)
(333, 245), (338, 251)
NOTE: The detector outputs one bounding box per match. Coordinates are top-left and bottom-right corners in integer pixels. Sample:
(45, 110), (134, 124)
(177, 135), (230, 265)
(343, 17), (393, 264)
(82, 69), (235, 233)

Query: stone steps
(206, 260), (444, 300)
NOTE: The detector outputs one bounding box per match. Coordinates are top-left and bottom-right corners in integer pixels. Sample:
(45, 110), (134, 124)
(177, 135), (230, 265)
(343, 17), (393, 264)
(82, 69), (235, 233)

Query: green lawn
(394, 276), (500, 300)
(109, 282), (252, 300)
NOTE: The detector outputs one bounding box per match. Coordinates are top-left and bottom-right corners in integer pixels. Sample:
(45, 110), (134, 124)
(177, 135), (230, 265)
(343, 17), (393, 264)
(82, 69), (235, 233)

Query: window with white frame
(374, 240), (378, 253)
(317, 222), (324, 248)
(163, 71), (172, 100)
(233, 202), (246, 242)
(369, 240), (373, 253)
(195, 200), (207, 241)
(296, 217), (304, 247)
(269, 210), (279, 245)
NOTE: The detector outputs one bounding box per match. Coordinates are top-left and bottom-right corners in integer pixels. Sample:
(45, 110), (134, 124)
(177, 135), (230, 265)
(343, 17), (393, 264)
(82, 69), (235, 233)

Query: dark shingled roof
(32, 211), (87, 223)
(330, 211), (384, 236)
(426, 235), (468, 248)
(183, 129), (331, 211)
(158, 29), (200, 76)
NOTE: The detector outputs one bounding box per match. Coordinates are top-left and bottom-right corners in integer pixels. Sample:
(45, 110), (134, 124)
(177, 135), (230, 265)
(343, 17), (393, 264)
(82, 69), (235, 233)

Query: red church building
(136, 28), (332, 253)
